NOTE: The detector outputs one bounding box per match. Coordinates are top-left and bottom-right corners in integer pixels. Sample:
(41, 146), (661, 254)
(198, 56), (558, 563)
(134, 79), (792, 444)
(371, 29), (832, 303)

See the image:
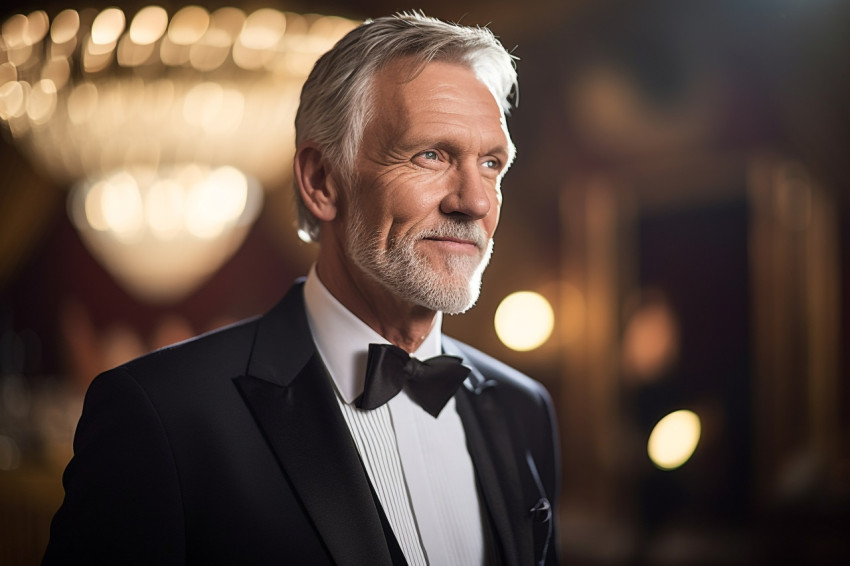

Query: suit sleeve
(42, 368), (186, 565)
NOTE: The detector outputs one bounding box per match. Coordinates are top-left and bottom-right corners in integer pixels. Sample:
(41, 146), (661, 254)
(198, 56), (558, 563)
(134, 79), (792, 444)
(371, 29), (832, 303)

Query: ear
(294, 142), (339, 222)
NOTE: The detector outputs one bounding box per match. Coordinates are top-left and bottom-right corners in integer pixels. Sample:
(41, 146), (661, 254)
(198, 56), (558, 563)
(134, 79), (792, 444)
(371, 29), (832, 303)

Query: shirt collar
(303, 264), (443, 404)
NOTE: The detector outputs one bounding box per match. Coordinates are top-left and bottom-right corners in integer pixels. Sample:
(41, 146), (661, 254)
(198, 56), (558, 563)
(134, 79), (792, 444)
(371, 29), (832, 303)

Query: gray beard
(345, 207), (493, 315)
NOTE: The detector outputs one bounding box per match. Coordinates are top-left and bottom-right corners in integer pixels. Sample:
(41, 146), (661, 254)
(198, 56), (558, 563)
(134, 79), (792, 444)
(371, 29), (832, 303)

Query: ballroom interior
(1, 0), (849, 564)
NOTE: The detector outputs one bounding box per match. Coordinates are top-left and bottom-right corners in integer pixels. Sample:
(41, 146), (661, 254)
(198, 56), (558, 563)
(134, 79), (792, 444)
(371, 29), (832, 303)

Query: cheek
(387, 182), (443, 226)
(487, 216), (500, 239)
(485, 199), (501, 237)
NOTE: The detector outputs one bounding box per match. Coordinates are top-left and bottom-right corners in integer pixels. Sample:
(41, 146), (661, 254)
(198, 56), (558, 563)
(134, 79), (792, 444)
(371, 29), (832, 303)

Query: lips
(417, 222), (487, 250)
(425, 236), (478, 247)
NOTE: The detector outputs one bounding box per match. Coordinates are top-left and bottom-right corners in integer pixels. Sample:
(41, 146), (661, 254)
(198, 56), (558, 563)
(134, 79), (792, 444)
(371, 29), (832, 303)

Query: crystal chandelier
(0, 6), (357, 302)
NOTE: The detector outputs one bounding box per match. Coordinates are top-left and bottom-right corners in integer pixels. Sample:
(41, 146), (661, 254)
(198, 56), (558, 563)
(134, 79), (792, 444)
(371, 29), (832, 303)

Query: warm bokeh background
(1, 1), (848, 564)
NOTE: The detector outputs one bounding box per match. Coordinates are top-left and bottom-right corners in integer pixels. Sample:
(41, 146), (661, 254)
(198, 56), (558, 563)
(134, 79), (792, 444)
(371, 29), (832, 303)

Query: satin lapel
(446, 340), (534, 566)
(233, 283), (394, 566)
(455, 389), (531, 566)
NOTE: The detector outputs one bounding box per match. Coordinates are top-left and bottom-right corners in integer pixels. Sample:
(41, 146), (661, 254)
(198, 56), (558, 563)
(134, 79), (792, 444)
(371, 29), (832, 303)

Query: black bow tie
(355, 343), (471, 418)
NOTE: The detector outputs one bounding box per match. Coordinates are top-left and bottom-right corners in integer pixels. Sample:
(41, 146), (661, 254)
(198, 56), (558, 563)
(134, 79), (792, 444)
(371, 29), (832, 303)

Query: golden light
(2, 14), (27, 47)
(240, 9), (286, 50)
(26, 79), (58, 124)
(41, 57), (71, 89)
(117, 33), (155, 67)
(66, 82), (97, 124)
(188, 28), (231, 72)
(146, 178), (185, 238)
(647, 410), (702, 470)
(184, 166), (250, 239)
(210, 7), (246, 41)
(100, 172), (144, 238)
(167, 6), (209, 46)
(622, 295), (680, 383)
(50, 9), (80, 44)
(494, 291), (555, 352)
(0, 62), (15, 84)
(129, 6), (168, 46)
(90, 8), (125, 46)
(69, 165), (262, 302)
(83, 35), (117, 73)
(0, 81), (25, 120)
(1, 6), (358, 303)
(560, 282), (586, 343)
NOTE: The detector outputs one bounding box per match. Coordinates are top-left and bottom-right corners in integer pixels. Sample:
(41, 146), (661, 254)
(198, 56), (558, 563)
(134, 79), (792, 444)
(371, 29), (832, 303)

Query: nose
(440, 162), (493, 219)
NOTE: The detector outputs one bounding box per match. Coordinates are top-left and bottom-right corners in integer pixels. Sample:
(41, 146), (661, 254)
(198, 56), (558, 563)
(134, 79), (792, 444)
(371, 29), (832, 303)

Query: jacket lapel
(444, 338), (534, 566)
(233, 283), (394, 566)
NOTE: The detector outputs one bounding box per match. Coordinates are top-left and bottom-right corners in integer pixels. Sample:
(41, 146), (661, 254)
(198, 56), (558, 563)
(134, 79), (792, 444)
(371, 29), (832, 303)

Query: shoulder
(118, 315), (261, 385)
(88, 282), (311, 410)
(75, 316), (263, 422)
(80, 315), (266, 440)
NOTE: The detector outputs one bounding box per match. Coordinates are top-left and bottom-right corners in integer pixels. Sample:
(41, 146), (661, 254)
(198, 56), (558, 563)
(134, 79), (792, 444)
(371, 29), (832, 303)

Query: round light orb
(647, 409), (701, 470)
(210, 7), (246, 41)
(91, 8), (125, 46)
(494, 291), (555, 352)
(1, 14), (27, 48)
(25, 10), (50, 45)
(50, 9), (80, 44)
(0, 81), (26, 120)
(239, 9), (286, 50)
(129, 6), (168, 46)
(168, 6), (209, 46)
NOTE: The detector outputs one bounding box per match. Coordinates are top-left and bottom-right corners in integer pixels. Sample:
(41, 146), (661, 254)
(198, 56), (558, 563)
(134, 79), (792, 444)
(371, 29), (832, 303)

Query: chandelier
(0, 6), (356, 302)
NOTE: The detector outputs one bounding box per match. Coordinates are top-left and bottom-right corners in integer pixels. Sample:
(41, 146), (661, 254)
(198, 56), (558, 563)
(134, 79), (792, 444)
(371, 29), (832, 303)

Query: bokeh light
(129, 6), (168, 46)
(622, 294), (680, 383)
(0, 6), (358, 303)
(90, 8), (125, 46)
(494, 291), (555, 351)
(647, 409), (702, 470)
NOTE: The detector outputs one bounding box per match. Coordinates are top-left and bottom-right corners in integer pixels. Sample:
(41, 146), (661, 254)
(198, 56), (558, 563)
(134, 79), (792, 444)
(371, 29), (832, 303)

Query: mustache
(416, 219), (489, 249)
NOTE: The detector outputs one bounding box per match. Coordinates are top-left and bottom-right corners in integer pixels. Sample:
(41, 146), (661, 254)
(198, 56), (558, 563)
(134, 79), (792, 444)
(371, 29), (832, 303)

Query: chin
(426, 273), (483, 315)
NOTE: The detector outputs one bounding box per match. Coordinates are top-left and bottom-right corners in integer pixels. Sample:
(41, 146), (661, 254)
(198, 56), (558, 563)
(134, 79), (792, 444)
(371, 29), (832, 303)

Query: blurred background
(1, 0), (848, 564)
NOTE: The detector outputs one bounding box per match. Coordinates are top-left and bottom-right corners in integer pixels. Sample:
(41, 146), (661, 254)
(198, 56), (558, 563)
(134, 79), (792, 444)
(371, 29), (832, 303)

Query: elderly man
(44, 13), (559, 566)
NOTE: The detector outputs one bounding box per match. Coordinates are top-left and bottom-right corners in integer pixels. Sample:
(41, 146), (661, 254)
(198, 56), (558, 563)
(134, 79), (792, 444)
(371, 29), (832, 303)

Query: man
(44, 13), (559, 566)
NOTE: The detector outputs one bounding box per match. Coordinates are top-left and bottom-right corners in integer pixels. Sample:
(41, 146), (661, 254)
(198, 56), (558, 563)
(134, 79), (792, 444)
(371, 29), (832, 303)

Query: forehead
(368, 59), (510, 143)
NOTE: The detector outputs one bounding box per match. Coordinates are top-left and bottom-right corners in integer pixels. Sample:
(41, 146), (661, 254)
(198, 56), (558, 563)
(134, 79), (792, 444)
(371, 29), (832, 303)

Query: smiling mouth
(425, 236), (477, 246)
(421, 236), (481, 254)
(417, 221), (487, 253)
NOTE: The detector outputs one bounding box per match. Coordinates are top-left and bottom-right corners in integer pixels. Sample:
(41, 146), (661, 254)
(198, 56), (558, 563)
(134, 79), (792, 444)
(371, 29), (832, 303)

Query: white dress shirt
(303, 266), (486, 566)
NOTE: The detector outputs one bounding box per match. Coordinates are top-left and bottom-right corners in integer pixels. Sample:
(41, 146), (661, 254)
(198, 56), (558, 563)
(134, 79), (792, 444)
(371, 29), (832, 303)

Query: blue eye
(422, 150), (438, 160)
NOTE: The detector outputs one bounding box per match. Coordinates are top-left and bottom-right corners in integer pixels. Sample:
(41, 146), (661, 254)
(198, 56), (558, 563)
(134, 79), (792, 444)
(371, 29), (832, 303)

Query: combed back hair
(293, 11), (518, 242)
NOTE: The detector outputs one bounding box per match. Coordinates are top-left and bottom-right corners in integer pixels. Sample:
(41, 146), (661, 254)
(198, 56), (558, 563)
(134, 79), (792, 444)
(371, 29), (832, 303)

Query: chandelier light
(0, 6), (357, 302)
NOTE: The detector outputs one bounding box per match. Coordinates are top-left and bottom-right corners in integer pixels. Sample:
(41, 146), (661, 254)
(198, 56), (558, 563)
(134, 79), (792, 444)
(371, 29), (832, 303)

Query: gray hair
(293, 12), (518, 242)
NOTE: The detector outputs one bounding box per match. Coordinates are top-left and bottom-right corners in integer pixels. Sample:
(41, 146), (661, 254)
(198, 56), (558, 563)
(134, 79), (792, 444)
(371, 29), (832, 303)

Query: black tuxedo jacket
(44, 282), (559, 565)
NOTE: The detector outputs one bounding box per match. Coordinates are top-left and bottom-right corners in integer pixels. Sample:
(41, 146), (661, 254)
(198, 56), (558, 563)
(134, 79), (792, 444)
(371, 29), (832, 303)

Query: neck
(315, 254), (438, 354)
